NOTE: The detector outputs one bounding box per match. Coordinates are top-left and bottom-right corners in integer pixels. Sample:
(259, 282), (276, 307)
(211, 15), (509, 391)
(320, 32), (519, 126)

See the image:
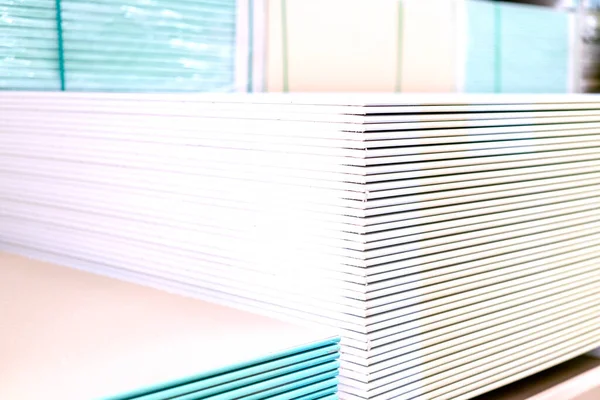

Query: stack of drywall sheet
(0, 252), (340, 400)
(1, 92), (600, 400)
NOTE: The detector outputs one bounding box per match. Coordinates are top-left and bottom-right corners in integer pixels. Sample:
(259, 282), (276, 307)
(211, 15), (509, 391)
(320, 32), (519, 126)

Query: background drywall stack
(265, 0), (575, 94)
(265, 0), (459, 93)
(59, 0), (238, 91)
(1, 93), (600, 399)
(463, 0), (573, 93)
(0, 0), (239, 92)
(0, 252), (340, 400)
(0, 0), (577, 95)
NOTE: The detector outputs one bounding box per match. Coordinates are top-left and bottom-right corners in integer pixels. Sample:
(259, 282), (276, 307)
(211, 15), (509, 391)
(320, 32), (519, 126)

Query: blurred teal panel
(0, 2), (61, 90)
(465, 0), (496, 93)
(60, 0), (238, 92)
(1, 0), (238, 92)
(466, 0), (570, 94)
(499, 2), (569, 93)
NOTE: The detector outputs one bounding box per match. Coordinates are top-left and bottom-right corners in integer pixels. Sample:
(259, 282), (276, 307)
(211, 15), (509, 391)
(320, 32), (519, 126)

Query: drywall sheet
(266, 0), (398, 92)
(399, 0), (458, 92)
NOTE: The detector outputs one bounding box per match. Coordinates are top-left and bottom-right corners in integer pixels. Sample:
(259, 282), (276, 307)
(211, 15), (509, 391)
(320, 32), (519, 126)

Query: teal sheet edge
(293, 385), (338, 400)
(170, 363), (339, 400)
(134, 345), (340, 400)
(259, 376), (339, 400)
(103, 337), (340, 400)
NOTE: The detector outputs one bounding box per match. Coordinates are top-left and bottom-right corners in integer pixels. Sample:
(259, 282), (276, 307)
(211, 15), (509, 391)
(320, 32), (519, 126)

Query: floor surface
(473, 354), (600, 400)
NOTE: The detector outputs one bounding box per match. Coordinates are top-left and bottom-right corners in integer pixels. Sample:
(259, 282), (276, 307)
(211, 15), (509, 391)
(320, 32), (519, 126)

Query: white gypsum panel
(6, 97), (600, 123)
(4, 162), (593, 247)
(359, 258), (600, 347)
(7, 124), (600, 173)
(3, 180), (597, 266)
(4, 90), (600, 106)
(351, 299), (600, 382)
(408, 328), (600, 400)
(340, 318), (600, 399)
(5, 198), (595, 316)
(339, 307), (600, 395)
(4, 147), (600, 216)
(7, 114), (600, 175)
(10, 112), (600, 150)
(6, 236), (596, 358)
(1, 195), (595, 310)
(362, 238), (600, 331)
(342, 253), (600, 378)
(0, 209), (365, 298)
(362, 202), (600, 265)
(7, 117), (600, 161)
(3, 183), (598, 282)
(363, 158), (600, 204)
(10, 121), (600, 159)
(362, 265), (600, 352)
(0, 243), (369, 343)
(362, 193), (600, 252)
(344, 267), (600, 353)
(24, 100), (600, 113)
(4, 169), (600, 253)
(2, 212), (596, 340)
(363, 209), (600, 284)
(342, 279), (600, 369)
(2, 188), (597, 276)
(364, 226), (600, 303)
(362, 185), (600, 247)
(0, 222), (373, 335)
(362, 233), (600, 315)
(6, 99), (600, 138)
(3, 154), (600, 234)
(10, 138), (591, 177)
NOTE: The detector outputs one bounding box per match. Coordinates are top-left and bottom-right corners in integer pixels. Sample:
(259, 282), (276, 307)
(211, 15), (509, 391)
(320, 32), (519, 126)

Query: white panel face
(1, 92), (600, 399)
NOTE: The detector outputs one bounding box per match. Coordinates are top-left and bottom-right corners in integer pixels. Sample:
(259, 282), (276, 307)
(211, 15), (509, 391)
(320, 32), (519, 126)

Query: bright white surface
(0, 253), (334, 400)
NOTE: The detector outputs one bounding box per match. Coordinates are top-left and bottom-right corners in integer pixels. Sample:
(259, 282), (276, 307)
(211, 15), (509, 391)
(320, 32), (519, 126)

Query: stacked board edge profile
(1, 92), (600, 399)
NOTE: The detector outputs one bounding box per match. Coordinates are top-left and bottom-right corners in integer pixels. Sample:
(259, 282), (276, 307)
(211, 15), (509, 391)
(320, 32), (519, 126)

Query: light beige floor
(576, 387), (600, 400)
(474, 355), (600, 400)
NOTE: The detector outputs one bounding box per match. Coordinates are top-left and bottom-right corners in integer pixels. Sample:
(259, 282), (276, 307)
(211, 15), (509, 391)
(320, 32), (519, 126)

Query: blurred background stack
(4, 0), (600, 94)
